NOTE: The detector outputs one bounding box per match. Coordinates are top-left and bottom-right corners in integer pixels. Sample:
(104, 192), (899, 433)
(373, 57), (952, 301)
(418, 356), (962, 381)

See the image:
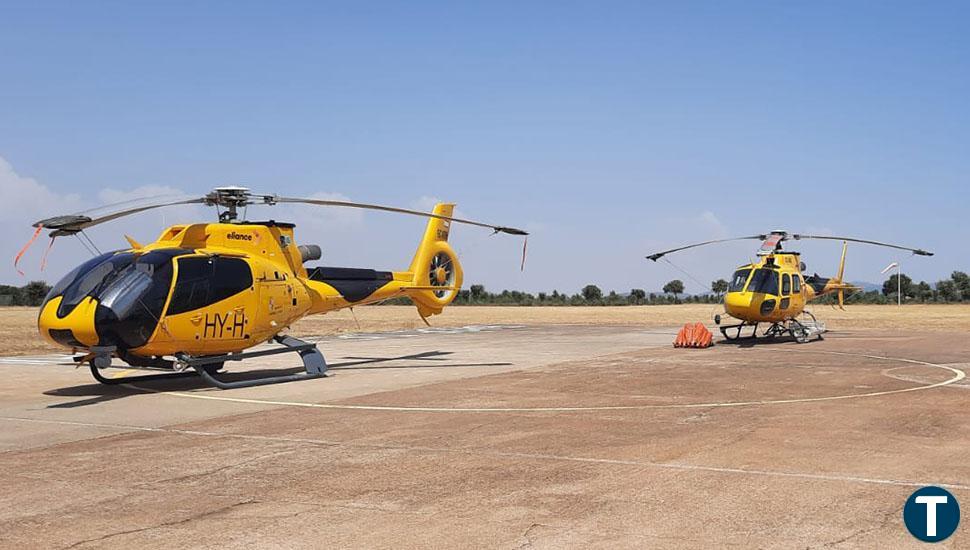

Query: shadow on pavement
(43, 350), (513, 408)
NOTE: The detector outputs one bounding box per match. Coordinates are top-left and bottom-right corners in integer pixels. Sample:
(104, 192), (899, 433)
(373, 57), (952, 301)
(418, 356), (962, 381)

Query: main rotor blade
(646, 235), (766, 261)
(273, 197), (529, 236)
(791, 234), (933, 256)
(33, 197), (207, 235)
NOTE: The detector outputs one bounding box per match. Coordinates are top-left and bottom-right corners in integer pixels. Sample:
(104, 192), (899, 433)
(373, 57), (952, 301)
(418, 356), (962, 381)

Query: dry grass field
(3, 303), (970, 357)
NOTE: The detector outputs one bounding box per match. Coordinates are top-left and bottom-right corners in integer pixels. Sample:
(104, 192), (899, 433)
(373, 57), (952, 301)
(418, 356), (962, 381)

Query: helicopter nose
(723, 291), (752, 316)
(37, 296), (100, 350)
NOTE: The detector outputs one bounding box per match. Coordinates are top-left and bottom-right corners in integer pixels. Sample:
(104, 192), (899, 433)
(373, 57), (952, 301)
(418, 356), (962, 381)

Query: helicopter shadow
(715, 336), (809, 349)
(43, 350), (513, 408)
(43, 383), (153, 409)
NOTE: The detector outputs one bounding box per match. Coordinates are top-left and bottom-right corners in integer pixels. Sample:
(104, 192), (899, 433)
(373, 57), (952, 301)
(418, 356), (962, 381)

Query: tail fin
(835, 242), (848, 309)
(836, 241), (847, 282)
(810, 242), (858, 309)
(404, 203), (464, 319)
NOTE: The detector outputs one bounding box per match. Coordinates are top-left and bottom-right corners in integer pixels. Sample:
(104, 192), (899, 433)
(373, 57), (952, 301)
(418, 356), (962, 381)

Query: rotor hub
(207, 187), (254, 222)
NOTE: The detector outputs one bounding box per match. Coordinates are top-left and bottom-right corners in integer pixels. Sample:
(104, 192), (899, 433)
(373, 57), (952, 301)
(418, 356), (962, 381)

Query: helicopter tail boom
(804, 244), (858, 309)
(301, 203), (464, 316)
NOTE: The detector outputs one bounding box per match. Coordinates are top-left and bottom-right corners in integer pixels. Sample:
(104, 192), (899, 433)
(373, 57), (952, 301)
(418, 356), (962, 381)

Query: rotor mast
(206, 186), (255, 223)
(758, 230), (788, 256)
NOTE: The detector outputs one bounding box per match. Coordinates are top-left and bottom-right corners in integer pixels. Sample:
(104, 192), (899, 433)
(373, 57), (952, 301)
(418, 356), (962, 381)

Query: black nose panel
(95, 303), (159, 350)
(48, 328), (85, 348)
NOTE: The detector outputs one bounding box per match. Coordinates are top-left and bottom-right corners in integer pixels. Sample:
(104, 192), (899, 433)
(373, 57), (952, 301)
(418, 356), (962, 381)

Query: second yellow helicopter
(648, 231), (933, 343)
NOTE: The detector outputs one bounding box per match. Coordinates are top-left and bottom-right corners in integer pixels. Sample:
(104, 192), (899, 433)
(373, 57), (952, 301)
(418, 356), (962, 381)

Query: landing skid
(719, 322), (759, 341)
(717, 311), (826, 344)
(780, 310), (826, 344)
(84, 335), (328, 389)
(88, 364), (198, 385)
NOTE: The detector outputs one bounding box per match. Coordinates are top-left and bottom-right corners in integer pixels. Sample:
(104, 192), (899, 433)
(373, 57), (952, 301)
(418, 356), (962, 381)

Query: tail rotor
(428, 251), (457, 299)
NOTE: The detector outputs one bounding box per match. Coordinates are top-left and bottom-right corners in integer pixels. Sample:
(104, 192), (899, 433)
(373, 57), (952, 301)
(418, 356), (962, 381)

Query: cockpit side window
(166, 257), (213, 315)
(211, 257), (254, 304)
(728, 269), (752, 292)
(166, 256), (253, 315)
(747, 268), (780, 295)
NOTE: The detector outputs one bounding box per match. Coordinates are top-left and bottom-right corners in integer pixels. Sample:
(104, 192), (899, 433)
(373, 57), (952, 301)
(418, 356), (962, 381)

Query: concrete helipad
(1, 325), (968, 548)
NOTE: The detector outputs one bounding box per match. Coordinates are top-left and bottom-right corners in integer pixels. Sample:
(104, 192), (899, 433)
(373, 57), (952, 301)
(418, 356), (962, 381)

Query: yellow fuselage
(722, 252), (840, 323)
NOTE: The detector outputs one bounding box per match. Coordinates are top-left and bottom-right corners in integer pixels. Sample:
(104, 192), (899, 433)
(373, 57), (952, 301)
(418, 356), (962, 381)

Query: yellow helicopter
(28, 187), (527, 388)
(647, 231), (933, 343)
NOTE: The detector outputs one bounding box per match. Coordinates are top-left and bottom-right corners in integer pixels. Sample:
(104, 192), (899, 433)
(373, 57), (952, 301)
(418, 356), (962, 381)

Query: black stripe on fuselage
(307, 267), (394, 302)
(805, 275), (829, 294)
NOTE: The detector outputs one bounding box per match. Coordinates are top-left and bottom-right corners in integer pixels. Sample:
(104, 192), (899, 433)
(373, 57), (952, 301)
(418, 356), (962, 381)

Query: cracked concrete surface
(0, 325), (968, 548)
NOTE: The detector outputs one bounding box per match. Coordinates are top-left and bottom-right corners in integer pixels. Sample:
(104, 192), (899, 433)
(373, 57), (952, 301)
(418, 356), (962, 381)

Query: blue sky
(1, 2), (967, 293)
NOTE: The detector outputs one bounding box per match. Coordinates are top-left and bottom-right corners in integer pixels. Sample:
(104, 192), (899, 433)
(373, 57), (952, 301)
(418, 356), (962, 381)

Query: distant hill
(850, 281), (881, 292)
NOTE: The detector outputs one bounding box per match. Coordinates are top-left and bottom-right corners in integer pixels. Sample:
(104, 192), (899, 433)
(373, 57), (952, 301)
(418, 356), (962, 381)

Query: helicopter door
(780, 273), (792, 311)
(258, 268), (295, 336)
(166, 256), (255, 353)
(790, 273), (805, 312)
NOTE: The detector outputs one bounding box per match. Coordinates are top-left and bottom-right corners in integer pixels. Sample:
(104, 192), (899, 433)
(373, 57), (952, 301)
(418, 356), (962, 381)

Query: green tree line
(4, 271), (970, 308)
(817, 271), (970, 305)
(0, 281), (52, 306)
(441, 271), (970, 307)
(449, 281), (722, 306)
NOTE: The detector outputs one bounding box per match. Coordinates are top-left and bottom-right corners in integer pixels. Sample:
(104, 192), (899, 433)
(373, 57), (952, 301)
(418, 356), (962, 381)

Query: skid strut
(86, 336), (328, 389)
(179, 335), (328, 390)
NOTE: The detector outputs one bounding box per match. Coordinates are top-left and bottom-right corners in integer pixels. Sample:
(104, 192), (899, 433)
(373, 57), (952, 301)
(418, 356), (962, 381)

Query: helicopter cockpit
(745, 268), (780, 295)
(728, 267), (780, 296)
(41, 249), (189, 349)
(728, 269), (751, 292)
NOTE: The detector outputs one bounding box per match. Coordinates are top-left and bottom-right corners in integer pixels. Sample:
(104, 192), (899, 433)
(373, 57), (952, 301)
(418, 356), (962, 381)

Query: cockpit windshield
(728, 269), (751, 292)
(41, 248), (194, 348)
(746, 268), (780, 295)
(95, 249), (192, 348)
(97, 249), (187, 318)
(44, 252), (117, 303)
(97, 266), (156, 319)
(50, 252), (135, 317)
(43, 249), (191, 320)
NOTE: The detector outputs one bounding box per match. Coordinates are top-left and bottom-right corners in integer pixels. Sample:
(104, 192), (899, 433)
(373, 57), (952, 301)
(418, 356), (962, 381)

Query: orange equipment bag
(673, 322), (713, 348)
